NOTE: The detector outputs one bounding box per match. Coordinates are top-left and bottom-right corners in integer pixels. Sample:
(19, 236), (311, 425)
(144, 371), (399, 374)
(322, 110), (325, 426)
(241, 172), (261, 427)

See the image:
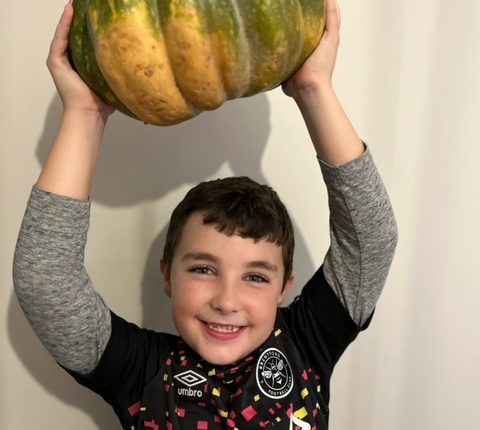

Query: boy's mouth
(200, 320), (246, 339)
(206, 322), (241, 333)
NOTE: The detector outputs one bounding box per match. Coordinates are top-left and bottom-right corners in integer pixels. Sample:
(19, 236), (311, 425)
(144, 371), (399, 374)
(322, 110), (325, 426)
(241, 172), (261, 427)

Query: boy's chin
(193, 341), (261, 366)
(199, 349), (249, 366)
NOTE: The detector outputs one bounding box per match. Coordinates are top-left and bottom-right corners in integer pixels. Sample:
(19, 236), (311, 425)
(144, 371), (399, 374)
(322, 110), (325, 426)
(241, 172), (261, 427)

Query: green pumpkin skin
(69, 0), (326, 125)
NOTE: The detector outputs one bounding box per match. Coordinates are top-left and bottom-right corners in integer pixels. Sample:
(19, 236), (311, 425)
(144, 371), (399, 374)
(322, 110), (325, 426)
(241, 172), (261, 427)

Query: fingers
(47, 1), (74, 69)
(335, 0), (341, 29)
(325, 0), (341, 33)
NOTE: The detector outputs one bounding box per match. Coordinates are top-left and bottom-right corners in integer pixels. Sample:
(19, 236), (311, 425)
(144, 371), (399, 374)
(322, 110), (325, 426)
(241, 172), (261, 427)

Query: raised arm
(284, 0), (397, 326)
(283, 0), (364, 165)
(38, 0), (113, 199)
(13, 2), (114, 375)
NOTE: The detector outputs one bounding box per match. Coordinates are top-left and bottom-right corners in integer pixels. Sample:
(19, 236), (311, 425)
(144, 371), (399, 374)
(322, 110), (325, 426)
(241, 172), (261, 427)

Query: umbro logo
(174, 370), (207, 387)
(174, 370), (207, 398)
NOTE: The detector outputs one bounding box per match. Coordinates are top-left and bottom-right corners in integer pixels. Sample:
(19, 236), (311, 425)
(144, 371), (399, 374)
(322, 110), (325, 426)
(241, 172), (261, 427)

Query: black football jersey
(69, 267), (368, 429)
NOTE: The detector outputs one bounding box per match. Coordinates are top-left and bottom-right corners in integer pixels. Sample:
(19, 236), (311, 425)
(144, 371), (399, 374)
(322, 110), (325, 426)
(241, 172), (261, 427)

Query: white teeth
(207, 323), (241, 333)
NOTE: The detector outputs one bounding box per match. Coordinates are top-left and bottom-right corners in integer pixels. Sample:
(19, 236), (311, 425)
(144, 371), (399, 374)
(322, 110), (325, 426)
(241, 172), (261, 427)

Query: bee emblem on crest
(256, 348), (293, 399)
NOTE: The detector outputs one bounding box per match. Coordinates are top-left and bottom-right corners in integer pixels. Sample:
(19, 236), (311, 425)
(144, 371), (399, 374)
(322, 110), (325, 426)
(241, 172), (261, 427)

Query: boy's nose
(210, 283), (239, 313)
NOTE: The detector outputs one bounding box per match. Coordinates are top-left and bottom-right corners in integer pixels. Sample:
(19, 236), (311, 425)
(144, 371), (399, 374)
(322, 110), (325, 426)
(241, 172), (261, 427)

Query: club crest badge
(256, 348), (293, 399)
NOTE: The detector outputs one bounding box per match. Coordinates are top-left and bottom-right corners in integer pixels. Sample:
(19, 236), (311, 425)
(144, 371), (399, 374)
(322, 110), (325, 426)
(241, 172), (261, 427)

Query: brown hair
(162, 177), (294, 286)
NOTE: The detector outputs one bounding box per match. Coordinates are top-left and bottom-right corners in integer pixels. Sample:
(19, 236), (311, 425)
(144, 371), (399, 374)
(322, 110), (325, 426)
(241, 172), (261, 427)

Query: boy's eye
(190, 266), (214, 275)
(245, 273), (269, 283)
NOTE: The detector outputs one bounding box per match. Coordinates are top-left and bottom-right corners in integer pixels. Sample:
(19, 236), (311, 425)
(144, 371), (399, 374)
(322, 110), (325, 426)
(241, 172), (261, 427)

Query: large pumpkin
(70, 0), (326, 125)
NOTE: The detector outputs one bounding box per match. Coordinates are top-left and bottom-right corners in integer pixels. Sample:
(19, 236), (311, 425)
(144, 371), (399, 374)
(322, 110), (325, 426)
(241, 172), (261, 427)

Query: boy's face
(161, 212), (294, 366)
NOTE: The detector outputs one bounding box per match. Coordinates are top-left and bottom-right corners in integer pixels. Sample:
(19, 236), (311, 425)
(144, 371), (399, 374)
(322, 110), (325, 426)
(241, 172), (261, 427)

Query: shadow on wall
(8, 92), (315, 428)
(37, 94), (277, 207)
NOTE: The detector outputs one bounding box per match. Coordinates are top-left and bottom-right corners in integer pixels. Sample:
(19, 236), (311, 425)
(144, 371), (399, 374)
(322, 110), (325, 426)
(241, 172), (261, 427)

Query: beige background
(2, 0), (480, 428)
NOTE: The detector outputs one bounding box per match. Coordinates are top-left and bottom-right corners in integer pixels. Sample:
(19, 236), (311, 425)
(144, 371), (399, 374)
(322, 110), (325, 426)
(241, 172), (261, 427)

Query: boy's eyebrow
(182, 252), (278, 272)
(182, 252), (218, 263)
(246, 261), (278, 272)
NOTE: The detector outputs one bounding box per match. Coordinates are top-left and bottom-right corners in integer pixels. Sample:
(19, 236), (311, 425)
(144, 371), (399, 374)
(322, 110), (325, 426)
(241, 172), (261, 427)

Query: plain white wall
(2, 0), (479, 428)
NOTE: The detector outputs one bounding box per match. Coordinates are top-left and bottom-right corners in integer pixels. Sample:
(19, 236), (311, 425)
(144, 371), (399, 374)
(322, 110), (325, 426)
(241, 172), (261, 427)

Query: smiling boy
(13, 0), (397, 429)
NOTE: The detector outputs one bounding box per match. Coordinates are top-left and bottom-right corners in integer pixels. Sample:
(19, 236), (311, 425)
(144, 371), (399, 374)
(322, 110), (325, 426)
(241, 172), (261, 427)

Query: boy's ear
(160, 260), (172, 298)
(277, 273), (295, 306)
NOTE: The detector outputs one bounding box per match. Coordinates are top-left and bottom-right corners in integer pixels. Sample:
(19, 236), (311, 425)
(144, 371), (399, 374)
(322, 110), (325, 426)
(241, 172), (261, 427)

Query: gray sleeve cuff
(26, 186), (91, 234)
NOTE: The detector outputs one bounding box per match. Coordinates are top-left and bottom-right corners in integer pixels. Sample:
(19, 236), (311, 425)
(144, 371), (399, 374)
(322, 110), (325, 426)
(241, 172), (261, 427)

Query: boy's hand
(47, 1), (114, 118)
(283, 0), (341, 98)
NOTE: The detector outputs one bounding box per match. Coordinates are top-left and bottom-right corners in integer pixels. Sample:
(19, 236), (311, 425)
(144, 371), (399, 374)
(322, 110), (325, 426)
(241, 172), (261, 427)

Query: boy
(13, 0), (397, 429)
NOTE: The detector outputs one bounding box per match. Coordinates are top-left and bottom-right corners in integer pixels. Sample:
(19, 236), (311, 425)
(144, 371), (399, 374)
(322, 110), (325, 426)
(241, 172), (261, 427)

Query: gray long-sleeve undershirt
(13, 148), (397, 376)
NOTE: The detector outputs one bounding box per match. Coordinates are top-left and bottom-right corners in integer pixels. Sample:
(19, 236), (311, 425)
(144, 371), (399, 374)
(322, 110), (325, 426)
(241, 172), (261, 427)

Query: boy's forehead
(180, 211), (277, 243)
(175, 213), (283, 261)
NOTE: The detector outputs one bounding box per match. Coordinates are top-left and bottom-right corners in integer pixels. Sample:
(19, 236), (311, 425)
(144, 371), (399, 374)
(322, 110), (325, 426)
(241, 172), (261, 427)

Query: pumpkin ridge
(89, 0), (198, 125)
(235, 0), (299, 96)
(69, 0), (136, 118)
(161, 0), (226, 110)
(228, 0), (252, 97)
(205, 0), (250, 99)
